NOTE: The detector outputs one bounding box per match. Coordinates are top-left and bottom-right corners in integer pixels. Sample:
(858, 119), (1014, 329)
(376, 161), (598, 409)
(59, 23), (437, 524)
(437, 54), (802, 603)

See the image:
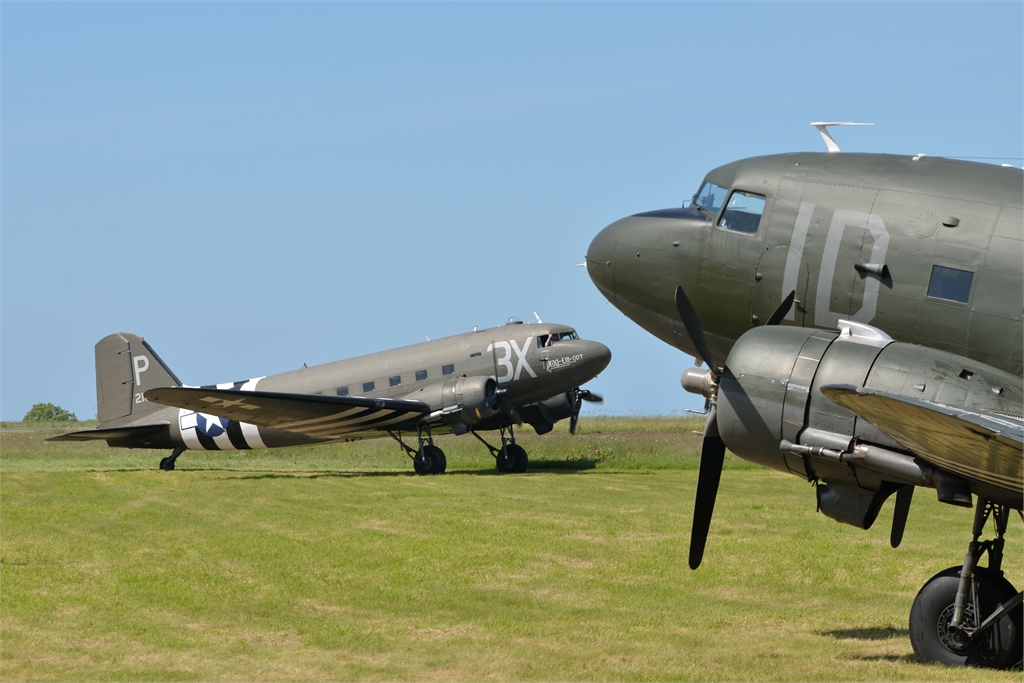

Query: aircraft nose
(585, 340), (612, 375)
(586, 220), (622, 299)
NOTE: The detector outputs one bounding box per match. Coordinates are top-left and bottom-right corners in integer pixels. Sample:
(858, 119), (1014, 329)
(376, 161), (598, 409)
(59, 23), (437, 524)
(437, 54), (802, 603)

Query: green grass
(1, 418), (1020, 681)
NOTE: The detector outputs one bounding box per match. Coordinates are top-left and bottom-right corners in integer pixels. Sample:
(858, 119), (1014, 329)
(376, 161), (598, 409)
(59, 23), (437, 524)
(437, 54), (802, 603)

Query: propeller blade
(674, 285), (719, 379)
(578, 390), (603, 403)
(569, 389), (583, 435)
(764, 290), (796, 326)
(689, 407), (726, 570)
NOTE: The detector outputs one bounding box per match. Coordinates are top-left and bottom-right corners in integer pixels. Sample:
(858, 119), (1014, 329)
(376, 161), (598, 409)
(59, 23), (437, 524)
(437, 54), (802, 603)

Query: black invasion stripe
(226, 421), (249, 450)
(195, 430), (220, 451)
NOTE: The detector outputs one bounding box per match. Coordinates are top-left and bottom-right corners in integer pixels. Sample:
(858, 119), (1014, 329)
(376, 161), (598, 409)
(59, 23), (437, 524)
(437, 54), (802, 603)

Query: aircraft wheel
(414, 445), (446, 475)
(159, 456), (176, 471)
(496, 446), (516, 473)
(909, 566), (1022, 669)
(509, 444), (529, 473)
(497, 444), (528, 473)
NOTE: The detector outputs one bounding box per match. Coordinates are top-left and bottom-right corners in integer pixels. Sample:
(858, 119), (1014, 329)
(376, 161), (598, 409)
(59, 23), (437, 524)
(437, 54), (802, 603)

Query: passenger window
(415, 369), (428, 381)
(336, 387), (349, 397)
(442, 364), (455, 376)
(927, 265), (974, 303)
(694, 182), (729, 214)
(718, 191), (766, 235)
(362, 381), (375, 393)
(389, 375), (401, 387)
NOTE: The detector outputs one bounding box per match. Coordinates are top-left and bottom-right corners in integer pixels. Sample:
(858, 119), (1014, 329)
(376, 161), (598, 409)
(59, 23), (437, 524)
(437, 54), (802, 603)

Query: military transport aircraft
(50, 318), (611, 474)
(586, 124), (1023, 669)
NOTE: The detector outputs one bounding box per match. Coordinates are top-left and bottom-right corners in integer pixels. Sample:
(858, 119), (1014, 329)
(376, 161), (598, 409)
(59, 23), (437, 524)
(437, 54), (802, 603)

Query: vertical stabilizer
(95, 333), (181, 426)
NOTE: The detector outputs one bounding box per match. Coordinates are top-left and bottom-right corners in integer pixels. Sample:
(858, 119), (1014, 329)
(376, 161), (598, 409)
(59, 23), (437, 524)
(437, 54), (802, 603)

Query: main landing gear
(472, 425), (528, 473)
(159, 447), (185, 471)
(909, 497), (1023, 669)
(389, 425), (447, 475)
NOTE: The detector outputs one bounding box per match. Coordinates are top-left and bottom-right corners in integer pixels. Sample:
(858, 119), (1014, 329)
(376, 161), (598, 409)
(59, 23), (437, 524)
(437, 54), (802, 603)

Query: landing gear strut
(159, 447), (185, 471)
(472, 425), (528, 473)
(910, 497), (1023, 669)
(389, 425), (446, 475)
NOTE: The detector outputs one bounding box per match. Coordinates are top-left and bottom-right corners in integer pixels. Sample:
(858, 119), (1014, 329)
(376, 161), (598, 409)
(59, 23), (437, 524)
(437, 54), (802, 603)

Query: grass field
(2, 418), (1020, 681)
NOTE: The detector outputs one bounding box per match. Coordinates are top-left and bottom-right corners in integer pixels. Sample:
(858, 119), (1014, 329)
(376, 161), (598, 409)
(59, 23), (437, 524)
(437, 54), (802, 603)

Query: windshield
(693, 182), (729, 214)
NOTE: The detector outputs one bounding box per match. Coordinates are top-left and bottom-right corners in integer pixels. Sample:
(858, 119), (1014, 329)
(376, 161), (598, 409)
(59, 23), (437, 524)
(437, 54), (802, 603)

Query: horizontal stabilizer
(821, 384), (1023, 496)
(47, 423), (169, 442)
(145, 387), (430, 438)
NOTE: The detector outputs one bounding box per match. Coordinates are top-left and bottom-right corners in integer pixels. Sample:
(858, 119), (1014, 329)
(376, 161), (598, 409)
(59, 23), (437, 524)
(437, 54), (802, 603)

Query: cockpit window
(718, 191), (766, 234)
(538, 330), (579, 347)
(693, 182), (729, 214)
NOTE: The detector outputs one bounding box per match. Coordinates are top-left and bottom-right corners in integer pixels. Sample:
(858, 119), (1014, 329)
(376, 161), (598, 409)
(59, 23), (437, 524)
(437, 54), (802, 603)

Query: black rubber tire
(508, 444), (529, 473)
(159, 456), (176, 471)
(496, 446), (516, 473)
(414, 445), (446, 475)
(909, 566), (1022, 669)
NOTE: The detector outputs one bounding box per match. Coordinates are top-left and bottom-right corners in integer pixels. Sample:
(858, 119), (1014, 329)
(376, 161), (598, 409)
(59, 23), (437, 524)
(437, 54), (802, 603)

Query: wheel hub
(936, 603), (979, 655)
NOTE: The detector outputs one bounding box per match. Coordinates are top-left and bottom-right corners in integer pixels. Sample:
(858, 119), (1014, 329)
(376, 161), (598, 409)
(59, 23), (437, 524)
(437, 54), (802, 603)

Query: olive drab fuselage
(588, 153), (1023, 376)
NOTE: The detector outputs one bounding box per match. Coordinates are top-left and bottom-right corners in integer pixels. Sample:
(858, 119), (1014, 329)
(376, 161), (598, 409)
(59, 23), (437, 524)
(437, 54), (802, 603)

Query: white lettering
(487, 342), (514, 383)
(133, 355), (150, 386)
(510, 337), (537, 380)
(814, 209), (890, 329)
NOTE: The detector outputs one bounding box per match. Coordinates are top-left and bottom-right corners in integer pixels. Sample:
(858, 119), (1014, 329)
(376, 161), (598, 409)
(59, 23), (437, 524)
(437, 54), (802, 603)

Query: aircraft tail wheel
(159, 447), (185, 471)
(497, 444), (528, 473)
(909, 566), (1022, 669)
(414, 445), (447, 475)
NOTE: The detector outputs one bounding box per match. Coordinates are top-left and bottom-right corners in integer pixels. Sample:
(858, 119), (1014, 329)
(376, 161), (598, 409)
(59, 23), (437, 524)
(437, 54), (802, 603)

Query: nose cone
(585, 340), (612, 376)
(586, 220), (622, 299)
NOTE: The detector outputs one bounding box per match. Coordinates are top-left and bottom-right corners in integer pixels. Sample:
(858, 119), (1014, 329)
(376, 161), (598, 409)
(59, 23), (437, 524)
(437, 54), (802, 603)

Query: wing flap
(144, 387), (430, 438)
(821, 384), (1023, 495)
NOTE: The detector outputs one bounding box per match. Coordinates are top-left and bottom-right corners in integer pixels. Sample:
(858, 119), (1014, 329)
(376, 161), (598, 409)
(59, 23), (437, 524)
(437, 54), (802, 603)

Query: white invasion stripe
(212, 427), (235, 450)
(276, 406), (367, 430)
(216, 381), (235, 390)
(240, 377), (265, 392)
(179, 409), (203, 450)
(240, 421), (266, 449)
(238, 377), (267, 449)
(782, 202), (814, 321)
(298, 412), (413, 436)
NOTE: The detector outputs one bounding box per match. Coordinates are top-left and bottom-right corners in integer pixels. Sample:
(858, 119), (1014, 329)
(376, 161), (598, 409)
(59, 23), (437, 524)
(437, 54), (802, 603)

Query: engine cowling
(702, 323), (1022, 527)
(414, 375), (500, 428)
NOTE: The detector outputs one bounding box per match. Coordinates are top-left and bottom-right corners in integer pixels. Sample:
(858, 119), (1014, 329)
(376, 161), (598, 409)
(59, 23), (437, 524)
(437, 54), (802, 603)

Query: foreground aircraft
(587, 125), (1023, 668)
(50, 319), (611, 474)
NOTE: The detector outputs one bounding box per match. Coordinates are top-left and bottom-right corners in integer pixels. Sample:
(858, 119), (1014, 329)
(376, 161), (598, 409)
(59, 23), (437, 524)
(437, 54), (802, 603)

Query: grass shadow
(818, 626), (909, 640)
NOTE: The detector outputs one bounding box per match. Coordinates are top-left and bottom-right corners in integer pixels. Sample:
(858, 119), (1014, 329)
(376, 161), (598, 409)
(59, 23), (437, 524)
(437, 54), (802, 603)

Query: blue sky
(3, 2), (1022, 421)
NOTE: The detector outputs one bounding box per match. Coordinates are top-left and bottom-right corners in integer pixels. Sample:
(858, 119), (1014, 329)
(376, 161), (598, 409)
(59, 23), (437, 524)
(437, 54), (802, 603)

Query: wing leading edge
(821, 384), (1023, 497)
(145, 387), (430, 438)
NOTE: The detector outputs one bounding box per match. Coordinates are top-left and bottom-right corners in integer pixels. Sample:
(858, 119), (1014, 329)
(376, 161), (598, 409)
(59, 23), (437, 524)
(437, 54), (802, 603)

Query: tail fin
(96, 333), (181, 426)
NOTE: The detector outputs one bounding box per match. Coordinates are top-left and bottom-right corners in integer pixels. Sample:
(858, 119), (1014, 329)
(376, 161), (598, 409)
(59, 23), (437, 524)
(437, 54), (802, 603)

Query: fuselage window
(927, 265), (974, 303)
(718, 190), (766, 235)
(389, 375), (401, 387)
(362, 381), (375, 393)
(693, 182), (729, 214)
(337, 387), (349, 397)
(442, 364), (455, 376)
(415, 369), (428, 381)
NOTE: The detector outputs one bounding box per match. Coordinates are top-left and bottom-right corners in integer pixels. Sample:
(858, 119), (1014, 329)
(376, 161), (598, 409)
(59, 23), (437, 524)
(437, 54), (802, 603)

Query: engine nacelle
(710, 323), (1023, 526)
(413, 375), (500, 428)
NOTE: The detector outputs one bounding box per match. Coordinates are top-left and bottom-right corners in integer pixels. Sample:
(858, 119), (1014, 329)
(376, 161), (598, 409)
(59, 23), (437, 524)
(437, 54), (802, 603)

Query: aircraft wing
(821, 384), (1024, 496)
(145, 387), (430, 438)
(47, 423), (169, 442)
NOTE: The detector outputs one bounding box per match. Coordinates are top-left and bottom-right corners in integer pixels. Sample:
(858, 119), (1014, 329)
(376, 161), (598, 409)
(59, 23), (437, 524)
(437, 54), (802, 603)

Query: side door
(701, 188), (770, 340)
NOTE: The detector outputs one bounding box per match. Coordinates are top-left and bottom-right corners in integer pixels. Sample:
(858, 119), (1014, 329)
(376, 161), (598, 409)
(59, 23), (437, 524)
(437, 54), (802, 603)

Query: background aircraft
(586, 126), (1023, 669)
(50, 319), (610, 474)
